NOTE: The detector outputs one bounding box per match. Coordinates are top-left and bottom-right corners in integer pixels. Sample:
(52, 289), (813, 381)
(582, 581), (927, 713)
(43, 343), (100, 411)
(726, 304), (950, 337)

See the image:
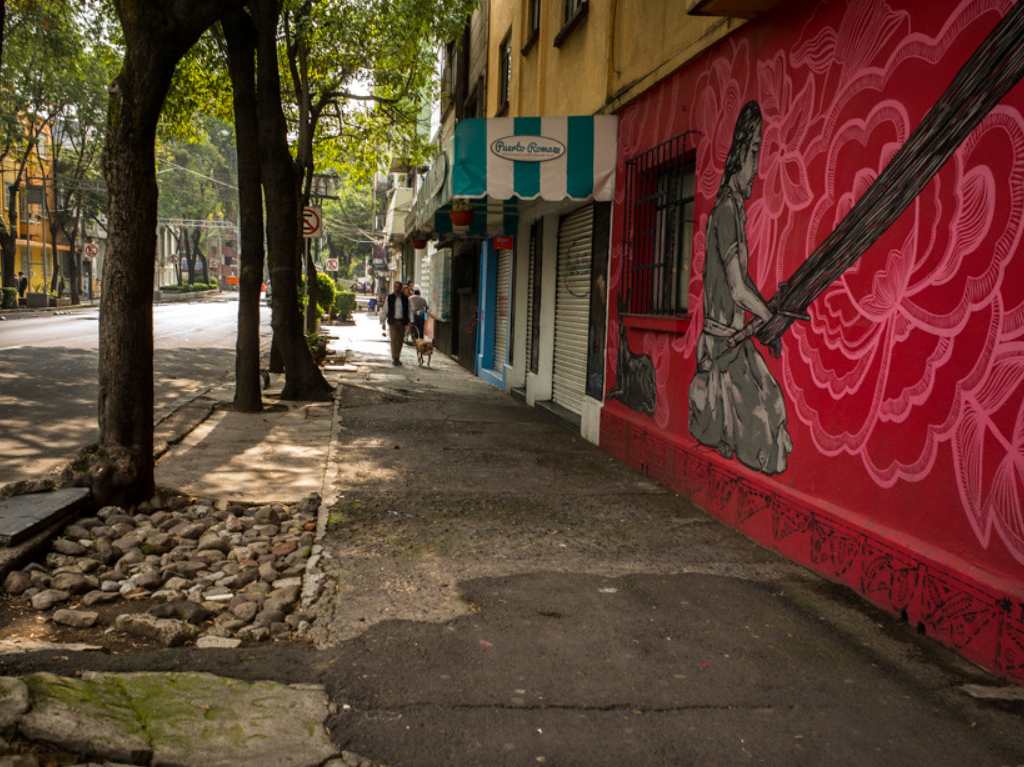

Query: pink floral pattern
(610, 0), (1024, 567)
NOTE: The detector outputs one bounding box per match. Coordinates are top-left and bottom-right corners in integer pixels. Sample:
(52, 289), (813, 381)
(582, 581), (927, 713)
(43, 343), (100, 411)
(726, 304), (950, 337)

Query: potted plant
(450, 199), (473, 230)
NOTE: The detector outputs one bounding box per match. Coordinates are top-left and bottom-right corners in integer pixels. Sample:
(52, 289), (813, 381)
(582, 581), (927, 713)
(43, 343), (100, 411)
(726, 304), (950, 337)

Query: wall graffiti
(688, 101), (793, 474)
(606, 0), (1024, 583)
(607, 294), (658, 415)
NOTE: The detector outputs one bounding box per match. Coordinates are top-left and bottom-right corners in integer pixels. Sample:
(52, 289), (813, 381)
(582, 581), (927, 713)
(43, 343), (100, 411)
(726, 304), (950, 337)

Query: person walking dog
(386, 281), (411, 366)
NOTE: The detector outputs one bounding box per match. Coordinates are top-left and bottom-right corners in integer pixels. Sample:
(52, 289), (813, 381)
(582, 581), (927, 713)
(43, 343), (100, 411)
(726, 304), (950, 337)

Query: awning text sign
(490, 135), (565, 163)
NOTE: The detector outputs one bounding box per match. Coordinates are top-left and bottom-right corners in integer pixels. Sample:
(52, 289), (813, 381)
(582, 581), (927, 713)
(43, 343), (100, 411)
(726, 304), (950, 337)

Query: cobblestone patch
(1, 492), (321, 647)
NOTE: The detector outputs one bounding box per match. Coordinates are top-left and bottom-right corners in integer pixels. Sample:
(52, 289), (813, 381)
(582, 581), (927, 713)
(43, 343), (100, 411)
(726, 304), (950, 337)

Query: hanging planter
(450, 199), (473, 231)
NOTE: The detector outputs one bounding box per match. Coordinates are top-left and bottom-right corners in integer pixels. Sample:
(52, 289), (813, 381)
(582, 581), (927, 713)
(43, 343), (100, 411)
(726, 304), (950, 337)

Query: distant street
(0, 295), (271, 484)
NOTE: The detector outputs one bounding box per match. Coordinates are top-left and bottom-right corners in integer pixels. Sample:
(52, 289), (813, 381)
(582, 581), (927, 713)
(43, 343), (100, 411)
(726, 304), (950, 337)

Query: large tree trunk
(224, 8), (265, 412)
(252, 0), (331, 402)
(97, 0), (240, 505)
(1, 178), (18, 289)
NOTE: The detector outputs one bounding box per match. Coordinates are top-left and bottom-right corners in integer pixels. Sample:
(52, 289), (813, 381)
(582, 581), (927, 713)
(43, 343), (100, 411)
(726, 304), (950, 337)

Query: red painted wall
(603, 0), (1024, 680)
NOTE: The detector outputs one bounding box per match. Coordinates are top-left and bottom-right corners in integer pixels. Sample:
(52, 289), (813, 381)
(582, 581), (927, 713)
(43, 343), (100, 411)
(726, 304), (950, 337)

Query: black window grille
(498, 32), (512, 114)
(564, 0), (586, 23)
(21, 186), (44, 223)
(528, 0), (541, 38)
(623, 131), (699, 315)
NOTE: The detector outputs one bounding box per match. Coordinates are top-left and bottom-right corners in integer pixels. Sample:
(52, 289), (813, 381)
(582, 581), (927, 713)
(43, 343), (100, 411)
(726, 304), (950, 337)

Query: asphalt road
(0, 295), (271, 485)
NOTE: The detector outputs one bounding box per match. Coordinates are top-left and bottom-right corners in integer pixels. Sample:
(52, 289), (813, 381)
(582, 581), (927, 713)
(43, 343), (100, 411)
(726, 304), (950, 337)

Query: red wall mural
(603, 0), (1024, 681)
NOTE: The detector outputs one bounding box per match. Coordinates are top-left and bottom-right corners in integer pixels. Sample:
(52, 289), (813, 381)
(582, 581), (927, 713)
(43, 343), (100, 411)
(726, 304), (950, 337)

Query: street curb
(0, 290), (226, 321)
(150, 382), (223, 460)
(301, 380), (344, 610)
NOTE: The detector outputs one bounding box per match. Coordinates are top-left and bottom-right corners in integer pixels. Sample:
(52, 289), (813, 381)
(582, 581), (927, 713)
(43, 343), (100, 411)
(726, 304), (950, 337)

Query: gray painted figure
(688, 101), (792, 474)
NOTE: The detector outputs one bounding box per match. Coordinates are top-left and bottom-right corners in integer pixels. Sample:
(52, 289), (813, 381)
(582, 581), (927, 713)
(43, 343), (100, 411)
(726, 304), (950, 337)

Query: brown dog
(415, 338), (434, 367)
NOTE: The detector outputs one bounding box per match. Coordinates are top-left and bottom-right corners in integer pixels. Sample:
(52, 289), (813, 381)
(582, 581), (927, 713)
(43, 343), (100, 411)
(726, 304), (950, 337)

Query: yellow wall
(488, 0), (745, 117)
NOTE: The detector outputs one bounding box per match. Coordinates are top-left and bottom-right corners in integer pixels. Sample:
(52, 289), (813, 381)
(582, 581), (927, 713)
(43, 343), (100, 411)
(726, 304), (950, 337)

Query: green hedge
(2, 287), (16, 309)
(315, 271), (336, 317)
(334, 290), (356, 321)
(161, 282), (219, 293)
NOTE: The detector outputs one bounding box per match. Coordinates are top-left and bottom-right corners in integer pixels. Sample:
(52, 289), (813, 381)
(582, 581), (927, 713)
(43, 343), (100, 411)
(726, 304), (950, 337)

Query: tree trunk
(1, 183), (17, 289)
(252, 0), (331, 402)
(98, 0), (241, 505)
(224, 8), (265, 412)
(191, 227), (209, 284)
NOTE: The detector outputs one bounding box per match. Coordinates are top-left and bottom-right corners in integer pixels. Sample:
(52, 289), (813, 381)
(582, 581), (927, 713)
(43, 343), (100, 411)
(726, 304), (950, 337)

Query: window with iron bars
(498, 31), (512, 114)
(564, 0), (587, 23)
(623, 131), (698, 315)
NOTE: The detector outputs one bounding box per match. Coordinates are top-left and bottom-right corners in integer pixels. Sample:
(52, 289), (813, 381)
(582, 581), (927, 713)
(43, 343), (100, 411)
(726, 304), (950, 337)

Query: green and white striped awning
(453, 115), (617, 201)
(410, 115), (618, 237)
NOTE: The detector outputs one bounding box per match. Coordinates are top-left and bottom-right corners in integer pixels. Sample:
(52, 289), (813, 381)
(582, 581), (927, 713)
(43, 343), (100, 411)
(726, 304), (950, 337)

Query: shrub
(315, 271), (336, 317)
(334, 290), (356, 321)
(306, 331), (329, 365)
(2, 287), (17, 308)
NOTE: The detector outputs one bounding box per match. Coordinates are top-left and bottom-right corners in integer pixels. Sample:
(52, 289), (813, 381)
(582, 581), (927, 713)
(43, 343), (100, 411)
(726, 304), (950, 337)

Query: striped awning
(452, 116), (617, 201)
(410, 115), (618, 237)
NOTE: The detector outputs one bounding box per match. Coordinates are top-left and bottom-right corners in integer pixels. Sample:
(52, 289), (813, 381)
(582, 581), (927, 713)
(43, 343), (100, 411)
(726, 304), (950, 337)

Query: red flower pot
(412, 238), (428, 249)
(450, 209), (473, 228)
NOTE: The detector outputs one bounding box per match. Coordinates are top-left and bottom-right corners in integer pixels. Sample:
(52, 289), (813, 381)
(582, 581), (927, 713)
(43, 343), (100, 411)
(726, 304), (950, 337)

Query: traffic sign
(83, 242), (99, 258)
(325, 258), (339, 272)
(302, 206), (322, 238)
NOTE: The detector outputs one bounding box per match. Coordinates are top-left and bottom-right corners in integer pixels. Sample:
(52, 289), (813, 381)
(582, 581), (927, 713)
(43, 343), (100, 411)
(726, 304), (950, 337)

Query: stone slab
(16, 672), (338, 767)
(0, 488), (90, 546)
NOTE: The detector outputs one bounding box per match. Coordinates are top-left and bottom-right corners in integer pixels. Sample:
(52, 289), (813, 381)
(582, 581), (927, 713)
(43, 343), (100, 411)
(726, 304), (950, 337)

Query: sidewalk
(1, 312), (1022, 766)
(305, 314), (1024, 766)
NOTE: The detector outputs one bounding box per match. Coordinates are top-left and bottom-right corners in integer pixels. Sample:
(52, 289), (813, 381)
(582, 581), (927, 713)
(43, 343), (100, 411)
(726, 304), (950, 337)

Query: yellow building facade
(0, 123), (66, 296)
(487, 0), (748, 118)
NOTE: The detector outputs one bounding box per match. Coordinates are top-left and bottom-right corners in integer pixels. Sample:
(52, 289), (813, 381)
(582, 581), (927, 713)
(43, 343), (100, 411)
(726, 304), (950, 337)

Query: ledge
(521, 29), (539, 55)
(623, 314), (691, 334)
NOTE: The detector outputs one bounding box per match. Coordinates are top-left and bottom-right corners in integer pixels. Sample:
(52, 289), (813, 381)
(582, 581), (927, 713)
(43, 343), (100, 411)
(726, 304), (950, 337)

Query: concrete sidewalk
(155, 376), (338, 504)
(305, 313), (1024, 766)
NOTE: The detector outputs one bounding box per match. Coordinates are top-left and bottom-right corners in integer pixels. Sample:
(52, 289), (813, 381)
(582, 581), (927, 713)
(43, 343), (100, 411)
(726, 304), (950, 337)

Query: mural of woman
(688, 100), (792, 474)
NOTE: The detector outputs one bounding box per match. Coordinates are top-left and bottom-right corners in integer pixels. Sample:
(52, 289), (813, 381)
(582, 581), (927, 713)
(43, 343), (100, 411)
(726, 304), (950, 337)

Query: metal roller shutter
(552, 204), (593, 415)
(525, 232), (536, 374)
(418, 251), (432, 310)
(493, 247), (513, 370)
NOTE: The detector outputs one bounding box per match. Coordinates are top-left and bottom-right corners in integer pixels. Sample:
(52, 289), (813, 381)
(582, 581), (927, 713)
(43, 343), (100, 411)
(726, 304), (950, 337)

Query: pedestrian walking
(409, 288), (429, 341)
(386, 281), (411, 366)
(16, 272), (27, 304)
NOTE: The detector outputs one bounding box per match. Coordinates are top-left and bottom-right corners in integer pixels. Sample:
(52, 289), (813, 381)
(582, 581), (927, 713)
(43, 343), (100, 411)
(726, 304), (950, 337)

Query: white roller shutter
(525, 231), (536, 373)
(418, 250), (432, 311)
(493, 247), (513, 370)
(552, 205), (593, 415)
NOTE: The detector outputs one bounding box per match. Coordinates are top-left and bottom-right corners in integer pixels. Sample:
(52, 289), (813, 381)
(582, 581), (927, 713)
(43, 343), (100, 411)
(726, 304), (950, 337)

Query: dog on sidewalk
(415, 338), (434, 367)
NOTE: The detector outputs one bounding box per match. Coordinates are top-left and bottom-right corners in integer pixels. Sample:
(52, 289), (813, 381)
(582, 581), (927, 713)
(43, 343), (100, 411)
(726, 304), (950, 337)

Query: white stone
(196, 636), (242, 649)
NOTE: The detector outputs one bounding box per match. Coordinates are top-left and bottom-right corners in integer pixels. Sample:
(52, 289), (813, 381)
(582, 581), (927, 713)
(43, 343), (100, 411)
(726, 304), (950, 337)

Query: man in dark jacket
(17, 272), (27, 303)
(386, 280), (410, 366)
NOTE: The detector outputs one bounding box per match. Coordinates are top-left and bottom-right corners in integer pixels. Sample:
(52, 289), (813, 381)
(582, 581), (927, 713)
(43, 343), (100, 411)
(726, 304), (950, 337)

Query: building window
(623, 132), (699, 315)
(564, 0), (586, 21)
(554, 0), (588, 46)
(522, 0), (541, 53)
(498, 31), (512, 115)
(441, 40), (457, 114)
(21, 186), (44, 223)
